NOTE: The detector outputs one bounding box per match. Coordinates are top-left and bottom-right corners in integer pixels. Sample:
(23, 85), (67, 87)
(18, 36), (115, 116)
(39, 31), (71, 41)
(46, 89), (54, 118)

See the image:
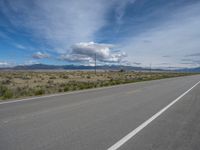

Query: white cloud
(122, 2), (200, 68)
(60, 54), (93, 63)
(0, 0), (136, 53)
(60, 42), (126, 63)
(32, 52), (50, 59)
(15, 44), (26, 49)
(0, 61), (9, 66)
(0, 0), (113, 52)
(23, 60), (39, 65)
(186, 53), (200, 57)
(115, 0), (136, 25)
(0, 61), (16, 67)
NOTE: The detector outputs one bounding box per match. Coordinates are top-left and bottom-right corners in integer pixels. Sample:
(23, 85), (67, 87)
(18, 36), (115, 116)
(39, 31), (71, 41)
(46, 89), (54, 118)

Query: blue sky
(0, 0), (200, 68)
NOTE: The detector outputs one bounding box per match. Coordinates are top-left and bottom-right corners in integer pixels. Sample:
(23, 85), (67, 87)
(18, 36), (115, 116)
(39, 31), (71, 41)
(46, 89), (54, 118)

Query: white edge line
(107, 80), (200, 150)
(0, 75), (189, 105)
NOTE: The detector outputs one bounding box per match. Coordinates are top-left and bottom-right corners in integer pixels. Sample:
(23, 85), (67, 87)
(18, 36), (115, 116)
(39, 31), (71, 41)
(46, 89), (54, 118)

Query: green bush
(86, 75), (91, 79)
(62, 75), (69, 79)
(0, 85), (13, 99)
(1, 79), (12, 85)
(0, 84), (7, 97)
(3, 89), (13, 99)
(64, 86), (70, 92)
(34, 88), (45, 95)
(49, 76), (56, 79)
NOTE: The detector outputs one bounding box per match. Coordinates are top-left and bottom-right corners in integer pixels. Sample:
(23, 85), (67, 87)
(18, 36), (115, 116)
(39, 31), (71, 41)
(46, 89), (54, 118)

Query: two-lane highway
(0, 75), (200, 150)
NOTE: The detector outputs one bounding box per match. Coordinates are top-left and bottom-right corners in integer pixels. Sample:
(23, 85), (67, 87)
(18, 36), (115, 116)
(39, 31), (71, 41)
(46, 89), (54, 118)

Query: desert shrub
(64, 86), (70, 92)
(1, 79), (12, 85)
(71, 85), (78, 90)
(2, 89), (13, 99)
(0, 71), (192, 100)
(62, 75), (69, 79)
(77, 83), (85, 90)
(101, 81), (110, 87)
(0, 84), (8, 97)
(20, 88), (34, 97)
(34, 88), (45, 95)
(59, 83), (66, 87)
(0, 85), (13, 99)
(5, 76), (12, 80)
(58, 88), (63, 92)
(21, 75), (31, 80)
(110, 80), (120, 85)
(47, 80), (54, 84)
(49, 76), (56, 79)
(77, 82), (94, 89)
(86, 75), (91, 79)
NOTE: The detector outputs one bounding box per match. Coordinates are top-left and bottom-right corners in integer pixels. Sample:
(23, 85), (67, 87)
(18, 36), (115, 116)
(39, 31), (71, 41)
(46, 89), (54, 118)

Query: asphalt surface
(0, 75), (200, 150)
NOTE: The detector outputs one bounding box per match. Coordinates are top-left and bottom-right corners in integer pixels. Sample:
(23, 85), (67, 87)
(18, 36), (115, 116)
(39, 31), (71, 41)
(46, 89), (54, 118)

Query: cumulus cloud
(60, 54), (93, 63)
(32, 52), (50, 59)
(0, 61), (15, 67)
(0, 61), (9, 66)
(60, 42), (126, 63)
(2, 0), (200, 68)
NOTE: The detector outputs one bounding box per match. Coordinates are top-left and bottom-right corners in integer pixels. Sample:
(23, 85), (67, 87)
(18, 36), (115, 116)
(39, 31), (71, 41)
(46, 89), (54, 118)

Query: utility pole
(150, 63), (152, 73)
(168, 65), (171, 73)
(94, 53), (96, 74)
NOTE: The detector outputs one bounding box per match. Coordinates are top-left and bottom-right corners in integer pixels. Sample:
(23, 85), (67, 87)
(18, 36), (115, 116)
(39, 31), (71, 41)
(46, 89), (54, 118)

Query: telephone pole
(150, 63), (152, 73)
(94, 53), (96, 74)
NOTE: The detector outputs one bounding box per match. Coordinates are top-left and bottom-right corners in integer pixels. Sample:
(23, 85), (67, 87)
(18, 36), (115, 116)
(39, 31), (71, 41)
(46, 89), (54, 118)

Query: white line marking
(108, 80), (200, 150)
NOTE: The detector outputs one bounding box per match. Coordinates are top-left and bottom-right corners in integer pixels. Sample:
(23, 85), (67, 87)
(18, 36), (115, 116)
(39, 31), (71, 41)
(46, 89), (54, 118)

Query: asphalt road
(0, 75), (200, 150)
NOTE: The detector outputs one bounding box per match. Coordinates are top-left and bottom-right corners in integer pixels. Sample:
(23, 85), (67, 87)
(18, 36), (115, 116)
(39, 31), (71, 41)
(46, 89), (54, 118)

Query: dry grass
(0, 71), (193, 100)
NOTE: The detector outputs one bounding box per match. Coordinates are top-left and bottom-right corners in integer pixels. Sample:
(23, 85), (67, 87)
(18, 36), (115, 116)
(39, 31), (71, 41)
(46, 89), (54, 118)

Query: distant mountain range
(0, 64), (150, 71)
(177, 67), (200, 73)
(0, 64), (158, 71)
(0, 64), (200, 72)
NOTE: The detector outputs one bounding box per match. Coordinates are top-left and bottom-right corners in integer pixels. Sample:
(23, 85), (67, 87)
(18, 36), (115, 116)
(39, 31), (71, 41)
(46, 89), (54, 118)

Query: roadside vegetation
(0, 71), (195, 100)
